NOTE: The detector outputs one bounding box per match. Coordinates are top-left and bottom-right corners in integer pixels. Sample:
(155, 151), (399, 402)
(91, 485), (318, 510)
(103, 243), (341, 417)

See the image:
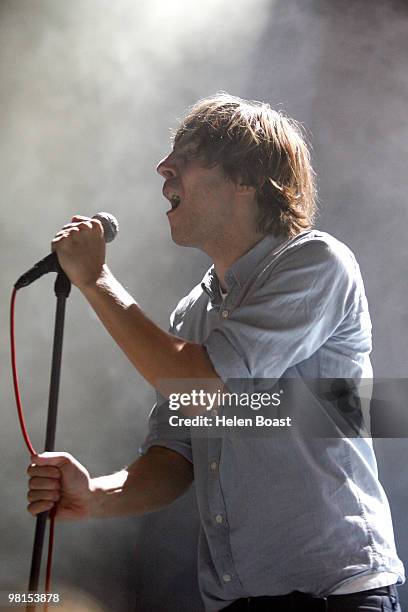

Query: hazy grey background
(1, 0), (407, 610)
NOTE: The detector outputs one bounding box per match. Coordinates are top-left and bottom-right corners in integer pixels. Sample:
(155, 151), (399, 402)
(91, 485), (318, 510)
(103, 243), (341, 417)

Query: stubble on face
(170, 163), (238, 252)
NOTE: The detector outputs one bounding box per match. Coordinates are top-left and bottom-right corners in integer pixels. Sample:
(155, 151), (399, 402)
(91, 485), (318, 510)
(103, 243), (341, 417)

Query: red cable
(10, 287), (56, 607)
(10, 288), (36, 457)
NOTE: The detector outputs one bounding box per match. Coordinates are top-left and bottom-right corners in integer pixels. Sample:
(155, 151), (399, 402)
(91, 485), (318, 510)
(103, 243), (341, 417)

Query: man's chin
(170, 230), (196, 248)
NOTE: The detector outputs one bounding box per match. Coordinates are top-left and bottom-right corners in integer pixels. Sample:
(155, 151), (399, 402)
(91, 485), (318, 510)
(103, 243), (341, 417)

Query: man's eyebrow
(173, 138), (199, 155)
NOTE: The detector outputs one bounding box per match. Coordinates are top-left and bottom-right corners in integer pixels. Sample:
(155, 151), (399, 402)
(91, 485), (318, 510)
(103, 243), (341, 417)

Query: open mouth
(169, 194), (181, 212)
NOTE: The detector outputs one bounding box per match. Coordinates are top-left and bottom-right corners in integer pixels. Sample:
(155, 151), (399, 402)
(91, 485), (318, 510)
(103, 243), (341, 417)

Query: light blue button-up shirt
(141, 230), (404, 611)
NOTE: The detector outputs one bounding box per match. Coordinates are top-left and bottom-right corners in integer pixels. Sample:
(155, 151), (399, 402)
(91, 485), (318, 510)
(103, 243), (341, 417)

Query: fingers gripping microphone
(14, 212), (119, 290)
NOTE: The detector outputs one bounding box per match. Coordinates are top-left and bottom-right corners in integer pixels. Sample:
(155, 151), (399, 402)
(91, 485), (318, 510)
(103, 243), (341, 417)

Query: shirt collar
(201, 266), (221, 303)
(201, 234), (287, 299)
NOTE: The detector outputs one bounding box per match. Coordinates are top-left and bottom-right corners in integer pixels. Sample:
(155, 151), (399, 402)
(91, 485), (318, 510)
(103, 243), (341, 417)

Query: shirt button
(210, 461), (218, 471)
(211, 409), (218, 417)
(223, 574), (232, 583)
(215, 514), (223, 524)
(221, 309), (229, 319)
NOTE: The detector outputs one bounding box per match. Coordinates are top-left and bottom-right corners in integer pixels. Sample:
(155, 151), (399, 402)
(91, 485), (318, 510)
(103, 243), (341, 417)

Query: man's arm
(91, 446), (194, 518)
(82, 266), (220, 397)
(52, 217), (222, 400)
(27, 447), (194, 520)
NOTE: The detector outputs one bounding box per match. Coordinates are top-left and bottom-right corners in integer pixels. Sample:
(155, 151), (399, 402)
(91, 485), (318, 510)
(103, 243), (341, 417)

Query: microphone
(14, 212), (119, 290)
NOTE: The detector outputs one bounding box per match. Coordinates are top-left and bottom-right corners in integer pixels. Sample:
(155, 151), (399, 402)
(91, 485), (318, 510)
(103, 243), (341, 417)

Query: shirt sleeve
(204, 239), (361, 383)
(139, 395), (193, 463)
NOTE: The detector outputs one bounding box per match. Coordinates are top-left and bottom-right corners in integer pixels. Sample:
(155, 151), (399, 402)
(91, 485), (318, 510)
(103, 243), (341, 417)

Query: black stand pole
(27, 271), (71, 605)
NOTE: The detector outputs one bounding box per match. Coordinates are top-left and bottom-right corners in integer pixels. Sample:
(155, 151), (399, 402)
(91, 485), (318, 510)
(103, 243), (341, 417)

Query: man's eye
(178, 151), (195, 164)
(179, 148), (192, 157)
(174, 143), (199, 159)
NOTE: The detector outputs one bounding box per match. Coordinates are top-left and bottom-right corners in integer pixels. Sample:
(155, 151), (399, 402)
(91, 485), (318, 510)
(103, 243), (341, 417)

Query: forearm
(80, 266), (221, 397)
(89, 446), (194, 518)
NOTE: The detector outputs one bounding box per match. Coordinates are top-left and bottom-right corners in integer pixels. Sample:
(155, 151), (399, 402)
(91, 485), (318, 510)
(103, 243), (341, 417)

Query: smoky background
(1, 0), (407, 610)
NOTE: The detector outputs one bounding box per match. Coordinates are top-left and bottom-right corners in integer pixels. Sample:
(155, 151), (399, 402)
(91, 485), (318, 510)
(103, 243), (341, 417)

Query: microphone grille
(93, 212), (119, 243)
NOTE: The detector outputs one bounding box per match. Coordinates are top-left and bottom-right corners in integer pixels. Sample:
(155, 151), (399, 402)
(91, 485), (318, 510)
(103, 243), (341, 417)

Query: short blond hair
(174, 93), (317, 238)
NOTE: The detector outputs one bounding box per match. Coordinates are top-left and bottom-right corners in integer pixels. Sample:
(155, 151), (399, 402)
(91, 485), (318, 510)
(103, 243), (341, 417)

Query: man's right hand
(27, 452), (93, 520)
(27, 447), (193, 520)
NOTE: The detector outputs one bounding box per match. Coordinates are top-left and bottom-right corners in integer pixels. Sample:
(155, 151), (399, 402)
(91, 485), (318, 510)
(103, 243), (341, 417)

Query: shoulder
(275, 230), (360, 279)
(287, 229), (355, 259)
(250, 230), (366, 317)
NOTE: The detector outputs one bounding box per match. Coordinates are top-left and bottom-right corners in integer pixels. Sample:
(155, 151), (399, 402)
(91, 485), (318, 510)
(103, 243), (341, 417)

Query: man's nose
(156, 154), (177, 178)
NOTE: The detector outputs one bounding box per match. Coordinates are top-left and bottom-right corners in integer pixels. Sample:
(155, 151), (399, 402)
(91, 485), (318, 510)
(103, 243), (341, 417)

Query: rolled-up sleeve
(139, 395), (193, 463)
(204, 240), (359, 382)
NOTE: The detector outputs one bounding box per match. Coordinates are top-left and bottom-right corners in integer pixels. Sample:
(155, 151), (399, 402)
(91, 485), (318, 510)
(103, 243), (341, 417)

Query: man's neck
(211, 233), (265, 291)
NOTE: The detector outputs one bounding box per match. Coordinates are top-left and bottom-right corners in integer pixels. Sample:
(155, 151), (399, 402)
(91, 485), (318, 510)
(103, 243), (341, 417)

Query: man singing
(26, 94), (404, 611)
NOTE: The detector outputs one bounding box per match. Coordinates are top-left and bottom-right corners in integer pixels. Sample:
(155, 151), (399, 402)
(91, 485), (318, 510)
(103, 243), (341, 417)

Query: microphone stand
(27, 271), (71, 611)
